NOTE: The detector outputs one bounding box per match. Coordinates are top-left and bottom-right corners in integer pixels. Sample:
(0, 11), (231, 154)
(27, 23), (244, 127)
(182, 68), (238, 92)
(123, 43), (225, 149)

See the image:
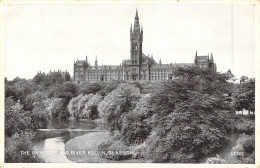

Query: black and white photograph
(1, 0), (258, 166)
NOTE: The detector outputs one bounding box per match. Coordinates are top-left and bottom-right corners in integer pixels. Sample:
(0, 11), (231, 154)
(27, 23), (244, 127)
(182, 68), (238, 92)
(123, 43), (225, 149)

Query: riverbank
(65, 131), (144, 163)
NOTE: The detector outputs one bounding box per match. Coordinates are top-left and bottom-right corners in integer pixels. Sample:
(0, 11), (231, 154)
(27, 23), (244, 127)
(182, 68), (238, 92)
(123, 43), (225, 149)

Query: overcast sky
(3, 3), (255, 80)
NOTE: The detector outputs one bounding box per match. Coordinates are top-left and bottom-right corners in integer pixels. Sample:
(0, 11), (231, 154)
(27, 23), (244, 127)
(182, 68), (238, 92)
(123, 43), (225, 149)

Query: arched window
(135, 60), (137, 64)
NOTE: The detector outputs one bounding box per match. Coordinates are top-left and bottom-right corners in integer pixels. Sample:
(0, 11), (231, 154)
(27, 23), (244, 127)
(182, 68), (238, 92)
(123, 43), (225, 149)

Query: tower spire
(134, 9), (140, 31)
(210, 52), (214, 61)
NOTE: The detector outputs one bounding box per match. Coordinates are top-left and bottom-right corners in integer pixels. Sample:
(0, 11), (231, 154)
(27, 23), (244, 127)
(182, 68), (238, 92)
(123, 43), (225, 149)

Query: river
(32, 119), (98, 163)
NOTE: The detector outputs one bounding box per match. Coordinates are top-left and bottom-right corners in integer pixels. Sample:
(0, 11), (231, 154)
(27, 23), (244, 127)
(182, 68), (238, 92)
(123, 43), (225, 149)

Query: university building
(73, 10), (217, 83)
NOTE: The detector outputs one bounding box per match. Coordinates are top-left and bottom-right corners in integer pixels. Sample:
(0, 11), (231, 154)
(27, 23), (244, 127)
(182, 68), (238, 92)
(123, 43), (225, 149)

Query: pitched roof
(150, 63), (194, 69)
(197, 56), (209, 60)
(75, 60), (85, 65)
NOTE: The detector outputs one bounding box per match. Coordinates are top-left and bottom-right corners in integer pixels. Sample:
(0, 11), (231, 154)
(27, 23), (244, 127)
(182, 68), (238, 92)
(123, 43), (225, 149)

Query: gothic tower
(130, 9), (143, 80)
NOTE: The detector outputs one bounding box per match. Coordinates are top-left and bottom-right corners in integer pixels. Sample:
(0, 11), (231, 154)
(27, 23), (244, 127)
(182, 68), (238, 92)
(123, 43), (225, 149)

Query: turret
(130, 24), (132, 37)
(194, 50), (198, 63)
(95, 55), (98, 69)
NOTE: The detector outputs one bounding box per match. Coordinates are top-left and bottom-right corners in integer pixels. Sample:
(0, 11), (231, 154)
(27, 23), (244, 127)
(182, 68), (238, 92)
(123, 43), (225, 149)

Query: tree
(64, 72), (71, 81)
(121, 94), (152, 145)
(5, 78), (38, 104)
(145, 66), (234, 162)
(147, 92), (232, 162)
(31, 102), (49, 129)
(48, 72), (64, 84)
(55, 82), (78, 103)
(5, 131), (40, 163)
(234, 78), (255, 115)
(33, 73), (48, 85)
(53, 81), (78, 120)
(68, 94), (83, 119)
(24, 91), (47, 111)
(82, 94), (103, 119)
(78, 82), (102, 95)
(98, 83), (141, 133)
(44, 98), (63, 119)
(5, 98), (32, 137)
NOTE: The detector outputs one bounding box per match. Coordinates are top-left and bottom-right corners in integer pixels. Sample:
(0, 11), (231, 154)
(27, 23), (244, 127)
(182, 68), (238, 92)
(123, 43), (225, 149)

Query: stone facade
(73, 10), (217, 83)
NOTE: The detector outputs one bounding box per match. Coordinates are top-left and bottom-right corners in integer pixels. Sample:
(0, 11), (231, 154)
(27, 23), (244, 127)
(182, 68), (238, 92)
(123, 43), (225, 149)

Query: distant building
(74, 10), (217, 83)
(226, 69), (238, 83)
(37, 69), (70, 81)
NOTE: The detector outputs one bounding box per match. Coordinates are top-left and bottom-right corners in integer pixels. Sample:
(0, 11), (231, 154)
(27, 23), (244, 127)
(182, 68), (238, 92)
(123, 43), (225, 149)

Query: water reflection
(32, 119), (98, 163)
(33, 137), (73, 163)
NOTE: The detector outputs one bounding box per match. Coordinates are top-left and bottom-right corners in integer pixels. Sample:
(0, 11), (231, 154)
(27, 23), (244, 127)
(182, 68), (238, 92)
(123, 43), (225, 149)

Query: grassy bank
(64, 131), (143, 163)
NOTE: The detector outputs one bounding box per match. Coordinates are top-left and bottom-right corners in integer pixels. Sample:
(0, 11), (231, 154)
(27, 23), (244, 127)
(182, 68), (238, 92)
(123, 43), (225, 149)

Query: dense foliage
(97, 66), (255, 163)
(4, 66), (255, 163)
(121, 94), (152, 145)
(234, 78), (255, 114)
(4, 97), (39, 162)
(98, 83), (141, 133)
(4, 72), (73, 162)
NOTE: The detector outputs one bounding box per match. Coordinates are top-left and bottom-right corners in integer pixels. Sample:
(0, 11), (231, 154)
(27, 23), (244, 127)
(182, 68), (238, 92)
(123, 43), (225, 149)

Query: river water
(32, 119), (98, 163)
